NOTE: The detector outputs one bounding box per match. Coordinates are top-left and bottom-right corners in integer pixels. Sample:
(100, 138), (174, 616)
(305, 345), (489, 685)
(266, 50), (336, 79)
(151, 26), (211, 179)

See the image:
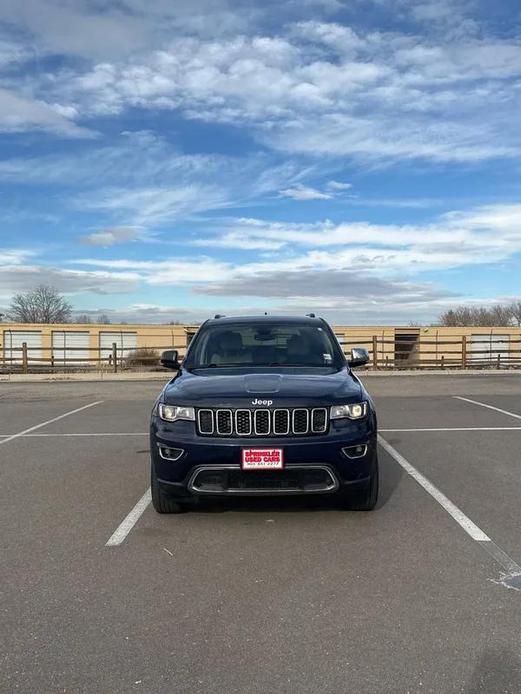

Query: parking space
(1, 375), (521, 693)
(0, 397), (103, 438)
(376, 393), (521, 431)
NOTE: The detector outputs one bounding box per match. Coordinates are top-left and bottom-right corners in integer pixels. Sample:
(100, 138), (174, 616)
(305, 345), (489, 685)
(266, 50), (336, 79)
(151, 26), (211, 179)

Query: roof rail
(213, 314), (226, 319)
(306, 313), (316, 318)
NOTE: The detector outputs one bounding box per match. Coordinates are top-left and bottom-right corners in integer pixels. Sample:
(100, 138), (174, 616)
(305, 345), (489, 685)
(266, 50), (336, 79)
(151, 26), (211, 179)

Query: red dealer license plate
(241, 448), (284, 470)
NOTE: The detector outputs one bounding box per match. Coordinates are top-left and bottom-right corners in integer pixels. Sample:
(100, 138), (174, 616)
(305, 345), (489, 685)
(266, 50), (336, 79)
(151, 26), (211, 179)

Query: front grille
(196, 407), (328, 437)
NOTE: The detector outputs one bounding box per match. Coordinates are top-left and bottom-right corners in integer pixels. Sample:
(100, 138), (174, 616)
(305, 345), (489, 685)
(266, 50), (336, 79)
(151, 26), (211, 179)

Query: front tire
(340, 456), (379, 511)
(151, 464), (186, 514)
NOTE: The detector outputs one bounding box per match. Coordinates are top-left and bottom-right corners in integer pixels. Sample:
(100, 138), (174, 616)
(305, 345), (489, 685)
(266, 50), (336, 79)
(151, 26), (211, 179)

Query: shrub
(124, 348), (160, 368)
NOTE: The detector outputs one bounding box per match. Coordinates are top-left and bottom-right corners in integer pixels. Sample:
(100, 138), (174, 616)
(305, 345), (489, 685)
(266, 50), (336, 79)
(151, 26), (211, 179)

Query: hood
(163, 367), (362, 407)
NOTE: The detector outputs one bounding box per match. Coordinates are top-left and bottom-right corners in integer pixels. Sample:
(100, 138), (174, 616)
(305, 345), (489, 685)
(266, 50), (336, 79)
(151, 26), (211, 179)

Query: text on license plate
(241, 448), (284, 470)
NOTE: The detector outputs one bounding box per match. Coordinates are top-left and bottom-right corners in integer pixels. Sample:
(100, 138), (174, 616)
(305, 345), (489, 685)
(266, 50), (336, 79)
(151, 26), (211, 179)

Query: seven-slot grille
(196, 407), (328, 437)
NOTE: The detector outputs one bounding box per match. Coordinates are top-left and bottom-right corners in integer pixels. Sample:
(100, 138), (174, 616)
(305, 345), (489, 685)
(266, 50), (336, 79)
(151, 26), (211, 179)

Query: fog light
(159, 446), (184, 461)
(342, 444), (368, 459)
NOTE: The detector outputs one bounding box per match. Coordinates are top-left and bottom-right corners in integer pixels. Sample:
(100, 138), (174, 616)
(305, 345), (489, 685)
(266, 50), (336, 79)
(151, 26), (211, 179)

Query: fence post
(372, 335), (378, 370)
(462, 335), (467, 369)
(112, 342), (118, 373)
(22, 342), (28, 374)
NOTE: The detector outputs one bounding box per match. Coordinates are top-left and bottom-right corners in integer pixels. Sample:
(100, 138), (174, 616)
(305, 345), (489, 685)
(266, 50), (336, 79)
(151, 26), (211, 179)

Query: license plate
(241, 448), (284, 470)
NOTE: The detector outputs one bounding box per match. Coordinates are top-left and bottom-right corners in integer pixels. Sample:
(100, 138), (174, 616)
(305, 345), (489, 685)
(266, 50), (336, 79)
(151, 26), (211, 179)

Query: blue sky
(0, 0), (520, 324)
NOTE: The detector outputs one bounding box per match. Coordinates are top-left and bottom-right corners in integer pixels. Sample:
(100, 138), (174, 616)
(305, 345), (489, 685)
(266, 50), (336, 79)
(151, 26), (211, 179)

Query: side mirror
(348, 347), (369, 368)
(161, 349), (181, 370)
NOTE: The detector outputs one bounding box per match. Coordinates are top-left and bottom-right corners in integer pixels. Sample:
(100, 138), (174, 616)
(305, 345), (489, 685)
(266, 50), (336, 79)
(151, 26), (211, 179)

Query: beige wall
(1, 322), (198, 349)
(1, 322), (520, 367)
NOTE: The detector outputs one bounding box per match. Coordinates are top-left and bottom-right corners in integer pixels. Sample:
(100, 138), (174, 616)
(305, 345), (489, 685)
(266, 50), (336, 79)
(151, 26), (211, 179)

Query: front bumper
(187, 464), (339, 495)
(151, 415), (377, 497)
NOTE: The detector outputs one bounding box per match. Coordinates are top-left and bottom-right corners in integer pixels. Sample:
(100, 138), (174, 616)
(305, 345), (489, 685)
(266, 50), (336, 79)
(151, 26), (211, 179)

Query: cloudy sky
(0, 0), (520, 324)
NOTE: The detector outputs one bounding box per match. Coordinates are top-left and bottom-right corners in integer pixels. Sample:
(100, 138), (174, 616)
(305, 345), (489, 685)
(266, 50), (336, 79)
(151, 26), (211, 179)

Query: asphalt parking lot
(1, 374), (521, 694)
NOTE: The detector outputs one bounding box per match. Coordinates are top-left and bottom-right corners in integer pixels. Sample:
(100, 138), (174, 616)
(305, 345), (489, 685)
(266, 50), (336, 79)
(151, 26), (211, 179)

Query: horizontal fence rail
(0, 344), (183, 374)
(1, 335), (521, 374)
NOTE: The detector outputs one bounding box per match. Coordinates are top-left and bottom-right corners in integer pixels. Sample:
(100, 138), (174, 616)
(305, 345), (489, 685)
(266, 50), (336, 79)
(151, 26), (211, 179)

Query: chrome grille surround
(292, 408), (309, 435)
(188, 464), (339, 495)
(216, 409), (233, 435)
(311, 407), (328, 434)
(235, 409), (252, 436)
(196, 407), (328, 437)
(198, 409), (214, 435)
(273, 409), (290, 435)
(254, 409), (271, 435)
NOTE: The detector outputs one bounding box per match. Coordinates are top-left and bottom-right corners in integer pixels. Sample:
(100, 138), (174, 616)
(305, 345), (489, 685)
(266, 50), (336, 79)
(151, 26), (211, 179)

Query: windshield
(185, 322), (344, 369)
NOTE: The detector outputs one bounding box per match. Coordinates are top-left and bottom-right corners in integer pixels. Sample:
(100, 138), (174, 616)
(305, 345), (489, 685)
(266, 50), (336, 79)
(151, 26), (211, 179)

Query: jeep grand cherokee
(150, 315), (378, 512)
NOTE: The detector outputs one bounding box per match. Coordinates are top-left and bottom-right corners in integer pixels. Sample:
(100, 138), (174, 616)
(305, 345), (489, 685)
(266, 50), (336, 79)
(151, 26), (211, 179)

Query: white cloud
(0, 87), (92, 137)
(0, 131), (313, 227)
(72, 257), (231, 285)
(0, 248), (35, 265)
(278, 181), (353, 200)
(279, 184), (332, 200)
(0, 0), (155, 61)
(6, 201), (521, 306)
(292, 21), (365, 55)
(70, 304), (194, 323)
(79, 226), (145, 247)
(76, 185), (231, 226)
(0, 264), (139, 302)
(195, 267), (453, 307)
(3, 200), (520, 322)
(185, 202), (521, 275)
(192, 232), (285, 251)
(327, 180), (352, 190)
(27, 18), (520, 163)
(1, 1), (520, 162)
(0, 38), (32, 66)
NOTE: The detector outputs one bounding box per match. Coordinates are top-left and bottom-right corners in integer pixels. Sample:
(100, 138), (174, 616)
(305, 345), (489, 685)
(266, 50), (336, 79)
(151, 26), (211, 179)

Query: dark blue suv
(150, 315), (378, 513)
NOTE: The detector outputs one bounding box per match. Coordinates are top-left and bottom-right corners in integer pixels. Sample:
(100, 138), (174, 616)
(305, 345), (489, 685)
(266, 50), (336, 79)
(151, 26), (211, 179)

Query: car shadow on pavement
(376, 445), (404, 509)
(465, 647), (521, 693)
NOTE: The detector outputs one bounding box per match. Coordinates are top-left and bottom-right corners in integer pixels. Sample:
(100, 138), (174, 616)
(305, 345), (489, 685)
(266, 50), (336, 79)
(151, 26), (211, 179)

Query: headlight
(330, 402), (367, 420)
(158, 403), (195, 422)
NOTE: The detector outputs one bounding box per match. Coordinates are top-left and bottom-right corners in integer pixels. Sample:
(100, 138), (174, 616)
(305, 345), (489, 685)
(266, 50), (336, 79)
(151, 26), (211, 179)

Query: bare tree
(489, 304), (513, 326)
(438, 303), (517, 327)
(7, 285), (72, 323)
(75, 314), (92, 324)
(97, 314), (111, 324)
(509, 301), (521, 327)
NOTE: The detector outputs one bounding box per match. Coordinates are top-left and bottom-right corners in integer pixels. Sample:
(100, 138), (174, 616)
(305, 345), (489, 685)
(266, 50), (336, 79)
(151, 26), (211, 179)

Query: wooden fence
(337, 335), (521, 369)
(1, 335), (521, 373)
(0, 343), (172, 374)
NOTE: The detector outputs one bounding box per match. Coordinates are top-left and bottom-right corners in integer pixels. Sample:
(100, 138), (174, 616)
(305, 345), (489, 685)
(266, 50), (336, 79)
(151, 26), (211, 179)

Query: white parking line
(1, 427), (519, 438)
(378, 435), (489, 541)
(378, 435), (521, 576)
(454, 396), (521, 421)
(0, 401), (104, 446)
(12, 432), (147, 437)
(380, 427), (521, 432)
(105, 488), (152, 547)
